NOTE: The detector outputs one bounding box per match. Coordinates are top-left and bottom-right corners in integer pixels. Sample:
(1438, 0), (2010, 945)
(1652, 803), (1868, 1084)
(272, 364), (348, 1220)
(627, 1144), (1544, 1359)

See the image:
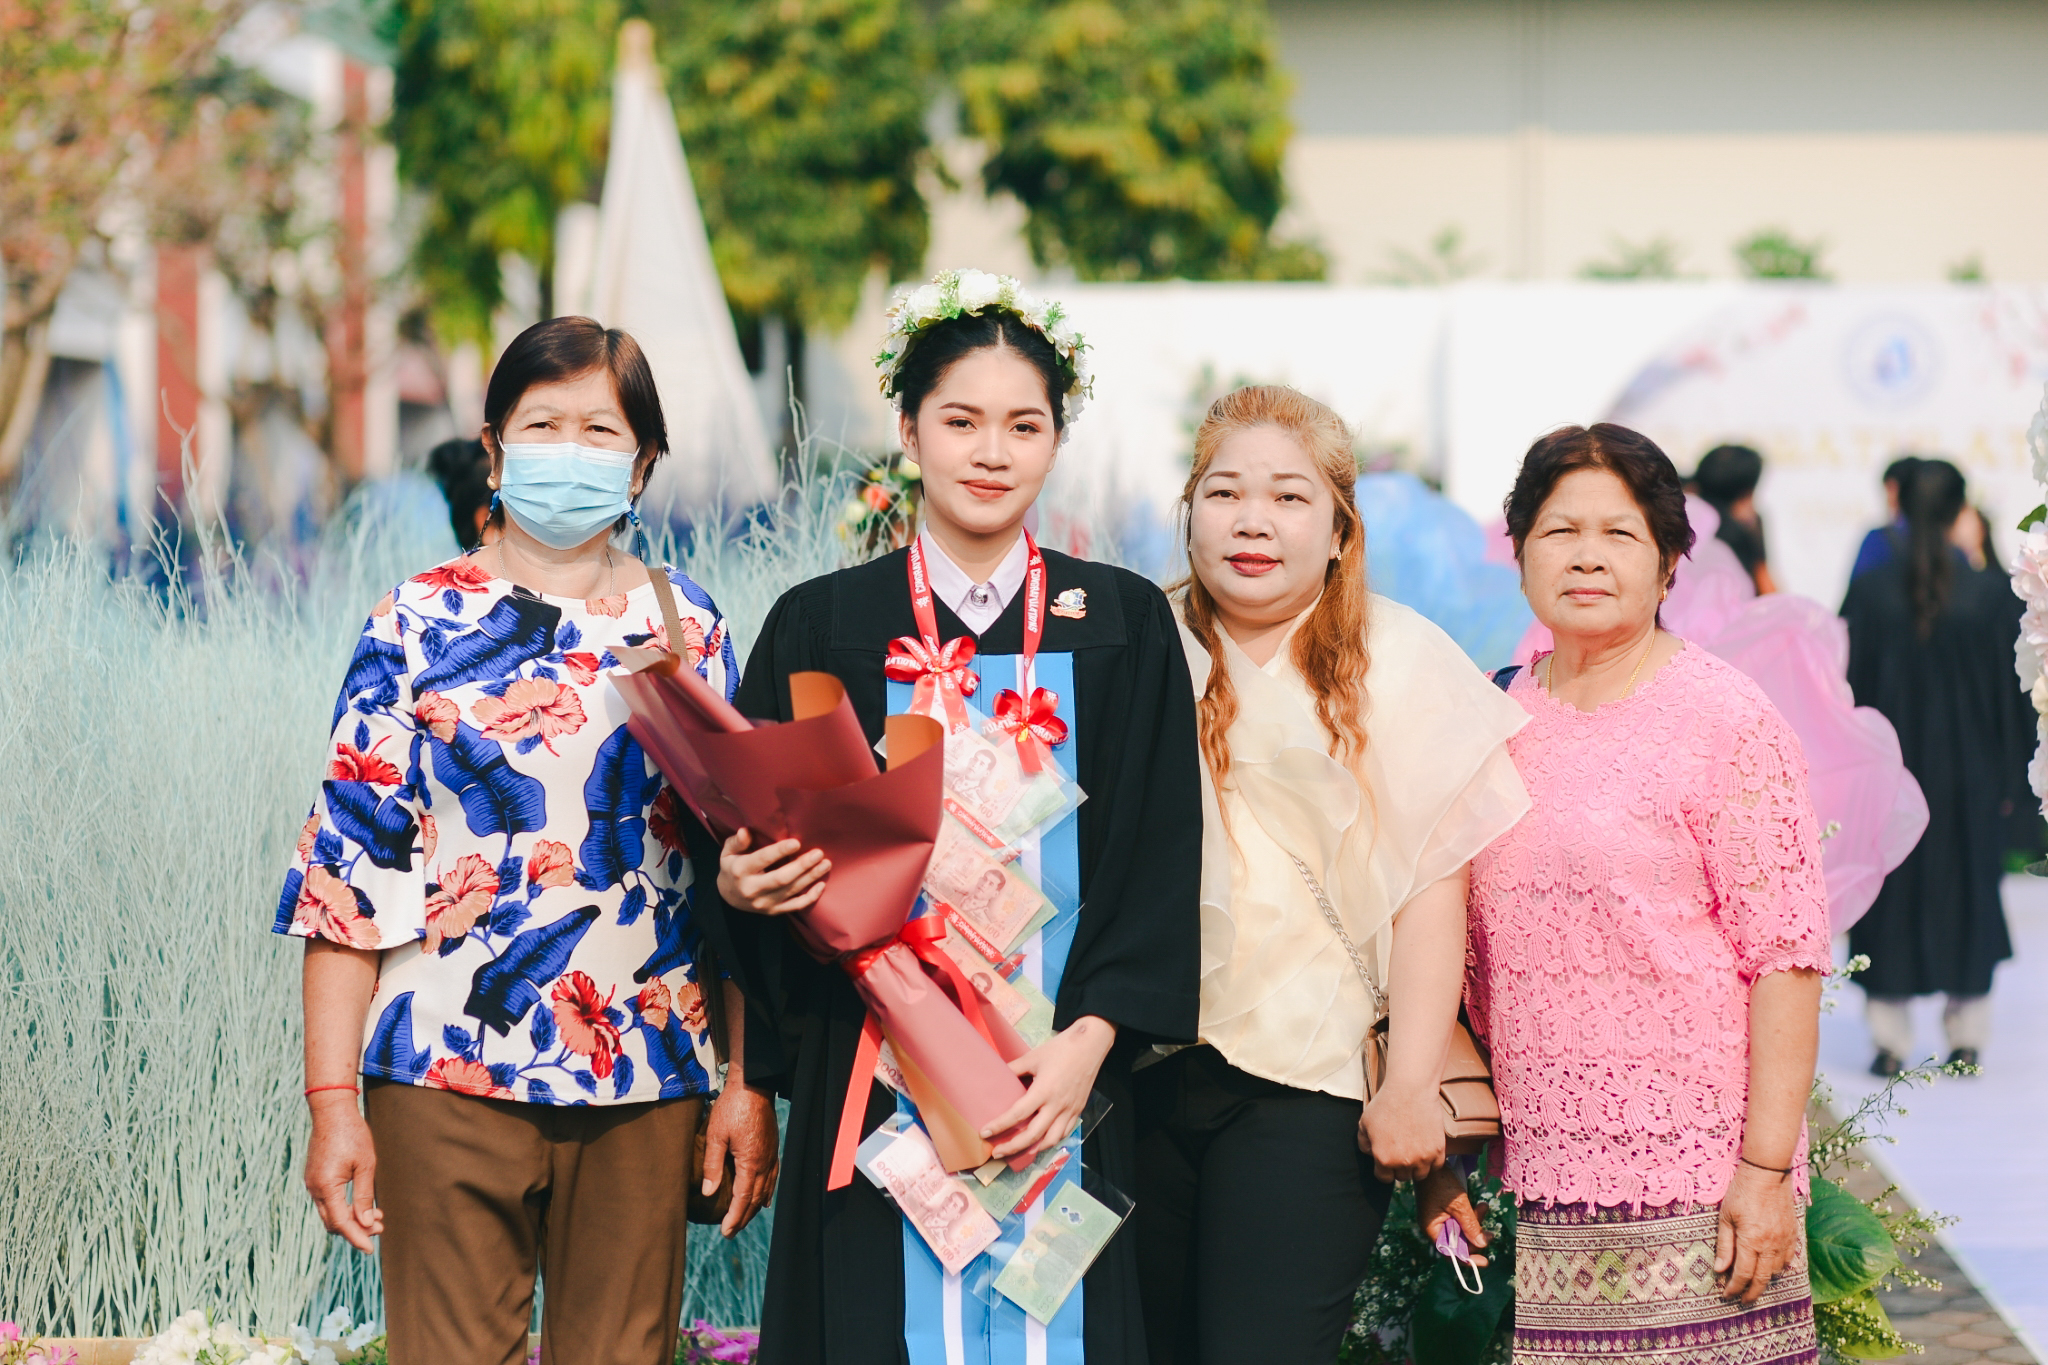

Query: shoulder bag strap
(1286, 853), (1388, 1021)
(646, 562), (689, 673)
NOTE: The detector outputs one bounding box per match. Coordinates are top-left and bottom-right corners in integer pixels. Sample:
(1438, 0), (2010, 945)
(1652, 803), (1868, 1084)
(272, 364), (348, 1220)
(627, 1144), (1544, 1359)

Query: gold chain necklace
(1544, 629), (1660, 698)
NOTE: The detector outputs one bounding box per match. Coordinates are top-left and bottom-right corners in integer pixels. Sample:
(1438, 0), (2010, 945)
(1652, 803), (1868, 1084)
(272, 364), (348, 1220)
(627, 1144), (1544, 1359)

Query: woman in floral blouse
(280, 317), (777, 1365)
(1423, 424), (1830, 1365)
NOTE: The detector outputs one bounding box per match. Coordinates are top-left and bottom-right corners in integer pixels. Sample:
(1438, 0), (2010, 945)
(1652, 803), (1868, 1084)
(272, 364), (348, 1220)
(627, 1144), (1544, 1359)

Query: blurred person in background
(428, 436), (497, 550)
(1691, 443), (1776, 594)
(1427, 424), (1828, 1362)
(1849, 456), (1923, 580)
(1841, 458), (2032, 1074)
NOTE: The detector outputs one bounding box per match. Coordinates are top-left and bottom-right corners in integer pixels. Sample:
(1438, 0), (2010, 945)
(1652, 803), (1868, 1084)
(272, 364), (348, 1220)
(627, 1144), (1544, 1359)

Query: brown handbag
(1287, 854), (1502, 1156)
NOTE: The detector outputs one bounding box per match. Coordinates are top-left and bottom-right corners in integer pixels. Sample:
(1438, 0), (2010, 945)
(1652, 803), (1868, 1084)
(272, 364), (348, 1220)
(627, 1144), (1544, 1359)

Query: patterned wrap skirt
(1513, 1199), (1819, 1365)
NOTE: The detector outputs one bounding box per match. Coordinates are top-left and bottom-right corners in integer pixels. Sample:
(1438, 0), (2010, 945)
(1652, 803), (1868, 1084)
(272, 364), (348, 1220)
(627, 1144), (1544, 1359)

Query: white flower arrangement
(2012, 383), (2048, 816)
(130, 1310), (378, 1365)
(873, 268), (1093, 435)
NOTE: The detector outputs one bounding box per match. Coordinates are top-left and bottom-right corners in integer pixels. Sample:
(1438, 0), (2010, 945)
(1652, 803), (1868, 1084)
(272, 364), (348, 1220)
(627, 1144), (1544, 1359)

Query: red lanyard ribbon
(885, 537), (981, 730)
(893, 531), (1067, 765)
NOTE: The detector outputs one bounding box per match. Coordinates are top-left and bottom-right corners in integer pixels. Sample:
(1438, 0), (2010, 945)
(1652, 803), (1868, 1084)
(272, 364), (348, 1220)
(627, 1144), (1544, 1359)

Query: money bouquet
(609, 630), (1036, 1183)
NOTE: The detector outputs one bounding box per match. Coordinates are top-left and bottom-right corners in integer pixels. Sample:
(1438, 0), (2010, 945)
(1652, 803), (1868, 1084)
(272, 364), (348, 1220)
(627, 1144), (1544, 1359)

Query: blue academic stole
(887, 649), (1086, 1365)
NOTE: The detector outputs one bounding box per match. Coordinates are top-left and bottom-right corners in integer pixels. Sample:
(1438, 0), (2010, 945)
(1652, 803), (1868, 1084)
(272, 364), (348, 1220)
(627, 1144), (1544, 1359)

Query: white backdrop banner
(1031, 281), (2048, 605)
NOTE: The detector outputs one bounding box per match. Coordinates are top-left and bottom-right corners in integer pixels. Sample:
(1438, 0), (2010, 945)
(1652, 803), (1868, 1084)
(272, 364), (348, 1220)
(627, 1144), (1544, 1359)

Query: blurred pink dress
(1468, 644), (1833, 1209)
(1507, 499), (1927, 932)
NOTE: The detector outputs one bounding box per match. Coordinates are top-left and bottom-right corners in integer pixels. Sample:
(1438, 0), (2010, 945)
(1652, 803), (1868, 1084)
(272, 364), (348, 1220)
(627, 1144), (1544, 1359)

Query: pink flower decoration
(294, 866), (380, 949)
(471, 678), (587, 750)
(415, 690), (460, 742)
(551, 971), (622, 1079)
(586, 594), (628, 618)
(329, 741), (403, 786)
(649, 787), (688, 854)
(561, 651), (602, 686)
(423, 853), (498, 953)
(526, 839), (576, 889)
(296, 812), (323, 861)
(425, 1057), (513, 1099)
(674, 979), (706, 1034)
(636, 978), (672, 1031)
(411, 560), (495, 593)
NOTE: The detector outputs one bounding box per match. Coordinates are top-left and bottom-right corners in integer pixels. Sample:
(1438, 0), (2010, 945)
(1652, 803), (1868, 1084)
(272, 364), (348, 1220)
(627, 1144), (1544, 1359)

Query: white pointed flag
(573, 19), (776, 514)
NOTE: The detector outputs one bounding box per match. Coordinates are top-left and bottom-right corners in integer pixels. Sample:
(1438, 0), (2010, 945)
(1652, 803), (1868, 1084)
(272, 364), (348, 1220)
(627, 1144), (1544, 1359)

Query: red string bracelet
(304, 1084), (361, 1097)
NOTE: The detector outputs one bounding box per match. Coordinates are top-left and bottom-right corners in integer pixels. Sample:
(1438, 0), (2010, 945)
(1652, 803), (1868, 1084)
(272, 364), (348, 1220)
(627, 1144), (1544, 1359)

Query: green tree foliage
(639, 0), (932, 331)
(382, 0), (617, 344)
(944, 0), (1323, 282)
(0, 0), (255, 474)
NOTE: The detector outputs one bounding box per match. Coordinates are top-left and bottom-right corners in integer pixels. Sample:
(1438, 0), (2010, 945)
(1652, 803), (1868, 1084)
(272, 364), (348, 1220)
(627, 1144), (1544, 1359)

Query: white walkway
(1819, 874), (2048, 1355)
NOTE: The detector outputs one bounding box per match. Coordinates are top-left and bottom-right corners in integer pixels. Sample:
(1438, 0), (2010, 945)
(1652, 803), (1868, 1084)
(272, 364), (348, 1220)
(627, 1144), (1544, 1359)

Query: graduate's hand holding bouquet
(718, 831), (831, 914)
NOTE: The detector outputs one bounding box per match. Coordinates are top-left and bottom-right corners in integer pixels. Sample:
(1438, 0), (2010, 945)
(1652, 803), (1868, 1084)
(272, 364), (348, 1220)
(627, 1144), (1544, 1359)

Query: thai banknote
(991, 1183), (1125, 1324)
(865, 1125), (1001, 1275)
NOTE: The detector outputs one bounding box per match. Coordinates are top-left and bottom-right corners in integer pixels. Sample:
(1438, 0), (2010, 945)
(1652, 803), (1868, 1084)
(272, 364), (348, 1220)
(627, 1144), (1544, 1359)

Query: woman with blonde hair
(1134, 386), (1531, 1364)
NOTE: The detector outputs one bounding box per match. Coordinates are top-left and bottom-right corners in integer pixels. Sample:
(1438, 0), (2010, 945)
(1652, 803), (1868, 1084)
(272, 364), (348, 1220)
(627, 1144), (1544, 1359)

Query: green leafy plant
(1342, 1158), (1515, 1365)
(1734, 227), (1831, 280)
(1371, 226), (1485, 287)
(1804, 955), (1964, 1361)
(1578, 236), (1690, 281)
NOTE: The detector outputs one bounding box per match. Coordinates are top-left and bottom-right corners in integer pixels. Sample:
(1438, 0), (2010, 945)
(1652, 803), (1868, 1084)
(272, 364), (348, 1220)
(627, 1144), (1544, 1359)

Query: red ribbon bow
(990, 687), (1068, 774)
(885, 634), (979, 731)
(830, 915), (1009, 1190)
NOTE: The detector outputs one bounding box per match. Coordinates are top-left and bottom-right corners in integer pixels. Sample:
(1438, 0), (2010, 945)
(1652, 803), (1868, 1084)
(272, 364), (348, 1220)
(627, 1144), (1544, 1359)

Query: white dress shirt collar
(918, 528), (1030, 635)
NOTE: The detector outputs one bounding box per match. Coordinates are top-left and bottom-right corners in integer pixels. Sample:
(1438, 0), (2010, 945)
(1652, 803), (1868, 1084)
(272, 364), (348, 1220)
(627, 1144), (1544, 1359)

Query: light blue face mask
(496, 442), (638, 549)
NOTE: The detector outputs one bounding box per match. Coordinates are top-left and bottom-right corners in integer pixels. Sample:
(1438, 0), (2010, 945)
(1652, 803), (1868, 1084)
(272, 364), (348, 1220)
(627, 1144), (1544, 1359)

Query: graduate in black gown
(1841, 458), (2033, 1073)
(708, 273), (1200, 1364)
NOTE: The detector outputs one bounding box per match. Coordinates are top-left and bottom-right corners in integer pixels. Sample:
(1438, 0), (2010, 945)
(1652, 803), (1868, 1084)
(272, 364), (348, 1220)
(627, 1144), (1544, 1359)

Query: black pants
(1133, 1046), (1390, 1365)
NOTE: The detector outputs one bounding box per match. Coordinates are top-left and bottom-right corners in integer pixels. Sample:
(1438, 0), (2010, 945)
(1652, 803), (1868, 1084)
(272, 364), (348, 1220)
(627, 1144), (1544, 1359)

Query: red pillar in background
(154, 243), (205, 508)
(327, 58), (370, 483)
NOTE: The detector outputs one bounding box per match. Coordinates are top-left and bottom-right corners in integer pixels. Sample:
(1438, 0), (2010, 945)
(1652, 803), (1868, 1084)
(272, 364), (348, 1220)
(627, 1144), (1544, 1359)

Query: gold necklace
(1545, 629), (1660, 697)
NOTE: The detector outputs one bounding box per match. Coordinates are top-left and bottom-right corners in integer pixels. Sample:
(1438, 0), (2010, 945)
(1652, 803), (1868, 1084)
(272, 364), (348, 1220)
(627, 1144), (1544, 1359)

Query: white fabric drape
(569, 21), (776, 513)
(1179, 594), (1530, 1098)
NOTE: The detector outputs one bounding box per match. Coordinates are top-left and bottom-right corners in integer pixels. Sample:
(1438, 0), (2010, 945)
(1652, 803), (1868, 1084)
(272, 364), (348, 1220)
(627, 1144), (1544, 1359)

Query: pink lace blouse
(1467, 642), (1831, 1209)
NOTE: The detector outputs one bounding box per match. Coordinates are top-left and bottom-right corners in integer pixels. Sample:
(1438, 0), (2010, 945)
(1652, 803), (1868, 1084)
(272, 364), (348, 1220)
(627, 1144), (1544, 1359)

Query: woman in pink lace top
(1427, 425), (1830, 1365)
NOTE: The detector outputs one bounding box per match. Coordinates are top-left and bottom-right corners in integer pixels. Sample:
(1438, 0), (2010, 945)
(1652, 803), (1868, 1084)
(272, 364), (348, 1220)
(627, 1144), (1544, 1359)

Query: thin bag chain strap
(1286, 853), (1388, 1021)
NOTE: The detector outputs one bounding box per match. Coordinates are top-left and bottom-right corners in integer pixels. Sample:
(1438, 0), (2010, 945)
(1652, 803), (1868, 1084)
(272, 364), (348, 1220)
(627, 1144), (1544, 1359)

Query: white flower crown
(874, 268), (1093, 435)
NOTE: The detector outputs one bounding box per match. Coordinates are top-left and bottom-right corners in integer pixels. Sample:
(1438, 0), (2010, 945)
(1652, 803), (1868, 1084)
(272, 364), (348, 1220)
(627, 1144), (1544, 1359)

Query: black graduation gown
(1841, 557), (2032, 997)
(712, 546), (1202, 1365)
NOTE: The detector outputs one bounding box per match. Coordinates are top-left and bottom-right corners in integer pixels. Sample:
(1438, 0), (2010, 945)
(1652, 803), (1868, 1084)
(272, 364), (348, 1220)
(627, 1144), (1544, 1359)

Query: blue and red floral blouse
(276, 556), (737, 1106)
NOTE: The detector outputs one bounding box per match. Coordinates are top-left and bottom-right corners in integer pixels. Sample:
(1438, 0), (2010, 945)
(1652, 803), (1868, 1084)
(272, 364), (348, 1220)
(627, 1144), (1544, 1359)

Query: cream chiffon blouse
(1177, 595), (1531, 1100)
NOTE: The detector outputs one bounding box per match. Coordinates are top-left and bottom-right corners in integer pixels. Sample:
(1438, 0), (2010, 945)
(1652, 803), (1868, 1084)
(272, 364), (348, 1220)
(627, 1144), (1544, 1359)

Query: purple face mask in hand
(1435, 1218), (1485, 1294)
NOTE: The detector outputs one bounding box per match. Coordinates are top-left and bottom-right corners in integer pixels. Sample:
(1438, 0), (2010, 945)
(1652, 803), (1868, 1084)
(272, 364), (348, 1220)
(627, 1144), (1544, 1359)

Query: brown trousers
(365, 1079), (702, 1365)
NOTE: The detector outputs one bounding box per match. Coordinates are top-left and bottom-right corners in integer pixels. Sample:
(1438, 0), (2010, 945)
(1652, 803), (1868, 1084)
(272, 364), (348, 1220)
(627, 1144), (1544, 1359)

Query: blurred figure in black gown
(1691, 442), (1776, 594)
(1841, 459), (2033, 1074)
